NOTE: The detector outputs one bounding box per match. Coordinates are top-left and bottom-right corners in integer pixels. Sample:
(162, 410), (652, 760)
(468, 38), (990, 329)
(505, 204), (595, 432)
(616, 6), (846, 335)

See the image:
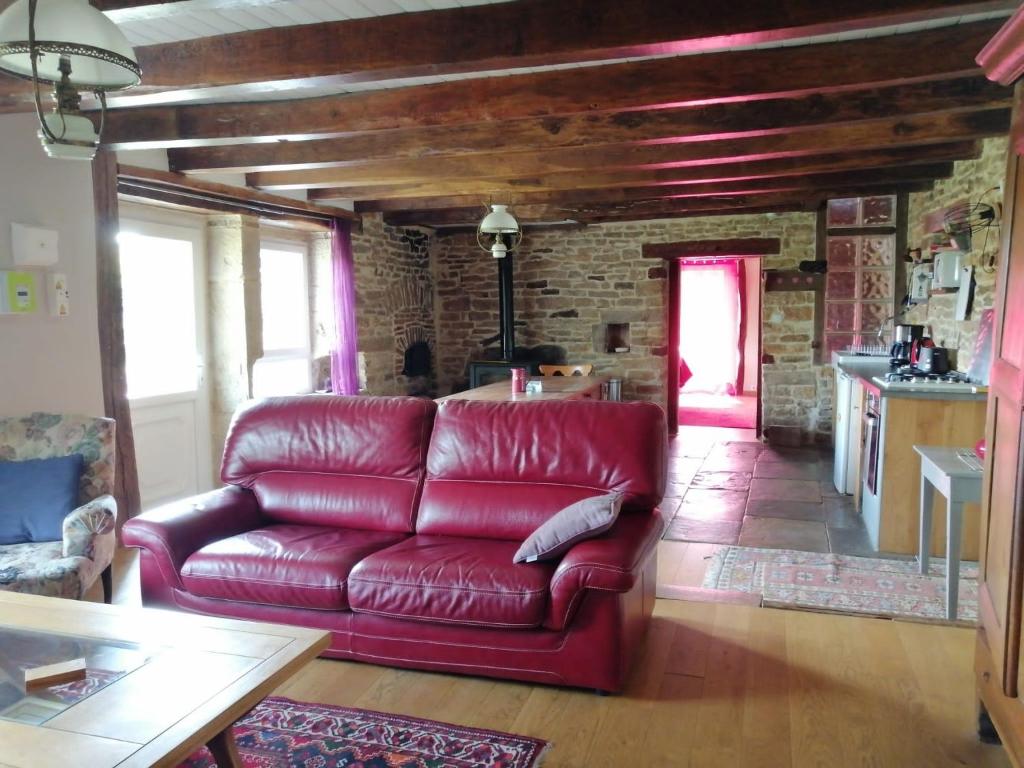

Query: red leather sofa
(123, 395), (667, 692)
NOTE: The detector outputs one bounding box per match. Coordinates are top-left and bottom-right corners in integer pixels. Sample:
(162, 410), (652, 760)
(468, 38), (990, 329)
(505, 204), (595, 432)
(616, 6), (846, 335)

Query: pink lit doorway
(667, 257), (761, 434)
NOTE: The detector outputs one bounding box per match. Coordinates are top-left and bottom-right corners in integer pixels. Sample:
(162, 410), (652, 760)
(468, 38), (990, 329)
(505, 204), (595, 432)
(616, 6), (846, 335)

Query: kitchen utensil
(893, 324), (925, 343)
(917, 346), (950, 374)
(910, 337), (935, 367)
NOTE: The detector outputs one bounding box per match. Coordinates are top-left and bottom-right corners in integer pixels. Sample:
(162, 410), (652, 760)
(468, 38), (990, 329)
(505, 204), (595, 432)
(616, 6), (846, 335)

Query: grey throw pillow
(513, 492), (623, 563)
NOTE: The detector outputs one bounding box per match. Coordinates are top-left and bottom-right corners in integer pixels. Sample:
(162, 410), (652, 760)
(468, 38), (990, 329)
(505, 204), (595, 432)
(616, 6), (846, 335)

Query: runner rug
(181, 696), (548, 768)
(701, 546), (979, 625)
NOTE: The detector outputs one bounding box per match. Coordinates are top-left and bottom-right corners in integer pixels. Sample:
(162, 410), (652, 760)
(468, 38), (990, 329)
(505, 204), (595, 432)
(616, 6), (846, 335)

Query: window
(118, 231), (200, 400)
(253, 242), (311, 398)
(823, 196), (898, 356)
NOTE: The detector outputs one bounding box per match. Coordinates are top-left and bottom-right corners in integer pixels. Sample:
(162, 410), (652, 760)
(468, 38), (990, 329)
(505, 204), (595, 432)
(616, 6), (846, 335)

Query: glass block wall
(824, 196), (897, 355)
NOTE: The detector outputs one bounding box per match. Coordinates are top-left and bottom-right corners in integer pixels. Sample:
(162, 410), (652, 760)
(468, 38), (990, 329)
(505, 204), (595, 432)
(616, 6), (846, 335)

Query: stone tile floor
(662, 430), (873, 556)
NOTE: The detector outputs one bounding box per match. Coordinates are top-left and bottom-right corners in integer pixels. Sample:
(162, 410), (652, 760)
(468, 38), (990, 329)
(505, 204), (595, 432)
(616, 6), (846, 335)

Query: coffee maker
(890, 324), (925, 367)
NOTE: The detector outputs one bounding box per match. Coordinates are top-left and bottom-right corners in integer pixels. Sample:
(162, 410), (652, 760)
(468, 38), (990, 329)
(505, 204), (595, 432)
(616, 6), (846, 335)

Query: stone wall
(206, 215), (263, 463)
(432, 212), (825, 439)
(903, 136), (1009, 371)
(310, 214), (436, 396)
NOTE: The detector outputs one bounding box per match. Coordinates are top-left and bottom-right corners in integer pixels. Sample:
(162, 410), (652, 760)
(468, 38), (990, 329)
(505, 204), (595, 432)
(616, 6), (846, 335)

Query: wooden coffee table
(0, 591), (330, 768)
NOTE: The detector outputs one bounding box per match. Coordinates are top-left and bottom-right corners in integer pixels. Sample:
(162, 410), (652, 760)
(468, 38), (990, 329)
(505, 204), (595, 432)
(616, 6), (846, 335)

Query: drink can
(511, 368), (527, 393)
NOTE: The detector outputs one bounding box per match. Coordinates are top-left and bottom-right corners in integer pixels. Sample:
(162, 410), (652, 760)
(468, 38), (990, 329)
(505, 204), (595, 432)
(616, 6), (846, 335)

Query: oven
(862, 387), (881, 497)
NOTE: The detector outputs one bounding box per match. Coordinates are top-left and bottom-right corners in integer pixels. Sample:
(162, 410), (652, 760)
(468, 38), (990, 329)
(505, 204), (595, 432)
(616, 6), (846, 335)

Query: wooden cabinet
(974, 38), (1024, 761)
(877, 395), (987, 557)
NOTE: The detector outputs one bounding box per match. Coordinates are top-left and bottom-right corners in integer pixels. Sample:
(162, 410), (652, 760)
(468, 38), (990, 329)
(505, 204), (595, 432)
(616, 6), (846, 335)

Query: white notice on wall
(11, 223), (59, 267)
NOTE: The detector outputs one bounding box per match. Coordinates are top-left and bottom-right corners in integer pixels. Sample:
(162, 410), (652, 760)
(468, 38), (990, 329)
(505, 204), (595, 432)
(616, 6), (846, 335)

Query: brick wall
(432, 212), (825, 439)
(903, 136), (1009, 371)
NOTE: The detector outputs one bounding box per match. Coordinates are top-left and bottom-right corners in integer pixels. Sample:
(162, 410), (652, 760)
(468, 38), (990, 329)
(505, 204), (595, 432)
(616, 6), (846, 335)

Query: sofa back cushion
(221, 395), (436, 532)
(418, 400), (666, 540)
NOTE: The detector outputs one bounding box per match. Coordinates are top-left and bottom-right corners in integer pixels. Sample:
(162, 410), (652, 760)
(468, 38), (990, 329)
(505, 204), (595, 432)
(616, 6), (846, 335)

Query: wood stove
(465, 253), (565, 389)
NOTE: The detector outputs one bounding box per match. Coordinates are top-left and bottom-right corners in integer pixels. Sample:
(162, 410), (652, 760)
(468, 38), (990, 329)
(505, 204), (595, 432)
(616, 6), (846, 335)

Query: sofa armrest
(62, 494), (117, 562)
(122, 486), (262, 591)
(544, 509), (665, 631)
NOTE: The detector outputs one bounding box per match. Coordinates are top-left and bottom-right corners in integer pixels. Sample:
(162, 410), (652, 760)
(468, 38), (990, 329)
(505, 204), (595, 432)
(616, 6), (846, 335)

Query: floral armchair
(0, 413), (117, 602)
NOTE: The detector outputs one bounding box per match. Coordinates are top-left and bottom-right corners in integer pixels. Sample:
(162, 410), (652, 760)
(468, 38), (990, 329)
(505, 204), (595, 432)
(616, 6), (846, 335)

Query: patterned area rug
(702, 546), (979, 625)
(181, 696), (548, 768)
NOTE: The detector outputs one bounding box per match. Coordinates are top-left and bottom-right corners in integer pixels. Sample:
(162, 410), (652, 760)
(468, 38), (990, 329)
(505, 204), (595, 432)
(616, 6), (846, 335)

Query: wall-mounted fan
(942, 200), (998, 253)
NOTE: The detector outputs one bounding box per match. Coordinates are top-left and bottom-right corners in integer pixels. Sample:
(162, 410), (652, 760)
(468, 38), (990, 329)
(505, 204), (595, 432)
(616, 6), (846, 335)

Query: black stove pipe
(497, 253), (516, 361)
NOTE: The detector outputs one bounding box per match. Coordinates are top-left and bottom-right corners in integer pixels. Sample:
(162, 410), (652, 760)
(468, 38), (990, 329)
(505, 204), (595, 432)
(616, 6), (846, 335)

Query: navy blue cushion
(0, 455), (84, 545)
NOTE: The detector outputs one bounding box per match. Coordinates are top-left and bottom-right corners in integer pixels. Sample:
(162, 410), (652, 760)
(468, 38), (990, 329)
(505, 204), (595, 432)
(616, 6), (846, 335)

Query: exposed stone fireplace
(399, 332), (434, 397)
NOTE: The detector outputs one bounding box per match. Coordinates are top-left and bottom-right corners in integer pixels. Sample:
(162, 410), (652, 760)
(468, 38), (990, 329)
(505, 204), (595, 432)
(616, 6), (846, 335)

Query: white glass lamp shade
(38, 109), (98, 159)
(0, 0), (140, 90)
(479, 204), (520, 234)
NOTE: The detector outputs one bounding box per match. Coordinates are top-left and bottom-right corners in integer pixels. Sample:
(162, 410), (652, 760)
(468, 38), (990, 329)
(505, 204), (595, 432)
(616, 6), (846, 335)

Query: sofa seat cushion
(181, 524), (407, 611)
(348, 535), (556, 629)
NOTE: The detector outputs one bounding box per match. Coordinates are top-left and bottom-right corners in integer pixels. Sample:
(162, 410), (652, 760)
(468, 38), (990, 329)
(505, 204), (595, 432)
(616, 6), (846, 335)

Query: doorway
(669, 257), (761, 433)
(117, 218), (213, 511)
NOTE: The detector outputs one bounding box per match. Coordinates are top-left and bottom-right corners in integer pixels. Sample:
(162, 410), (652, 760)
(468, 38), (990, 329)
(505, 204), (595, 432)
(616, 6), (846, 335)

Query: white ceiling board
(113, 0), (515, 44)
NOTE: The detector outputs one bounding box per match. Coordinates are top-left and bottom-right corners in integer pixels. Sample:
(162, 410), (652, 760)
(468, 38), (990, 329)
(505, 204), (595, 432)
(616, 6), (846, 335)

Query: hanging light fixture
(0, 0), (141, 160)
(477, 204), (522, 258)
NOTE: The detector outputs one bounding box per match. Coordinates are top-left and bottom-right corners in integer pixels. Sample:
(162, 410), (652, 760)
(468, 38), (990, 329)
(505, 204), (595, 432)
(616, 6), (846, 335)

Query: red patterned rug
(181, 696), (548, 768)
(702, 546), (979, 625)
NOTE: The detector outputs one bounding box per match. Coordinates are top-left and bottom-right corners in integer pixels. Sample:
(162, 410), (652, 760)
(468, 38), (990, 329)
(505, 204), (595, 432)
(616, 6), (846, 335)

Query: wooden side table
(913, 445), (984, 620)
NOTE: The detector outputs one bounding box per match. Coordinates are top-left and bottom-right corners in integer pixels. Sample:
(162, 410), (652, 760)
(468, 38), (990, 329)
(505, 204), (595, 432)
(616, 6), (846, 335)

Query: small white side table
(914, 445), (984, 620)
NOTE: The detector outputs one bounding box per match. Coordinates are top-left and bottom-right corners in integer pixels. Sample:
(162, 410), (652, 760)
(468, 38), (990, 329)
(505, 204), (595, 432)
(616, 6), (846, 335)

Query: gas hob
(870, 369), (985, 393)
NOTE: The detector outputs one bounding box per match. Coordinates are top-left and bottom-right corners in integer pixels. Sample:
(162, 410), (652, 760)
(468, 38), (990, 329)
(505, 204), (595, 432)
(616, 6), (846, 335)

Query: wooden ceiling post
(92, 149), (142, 529)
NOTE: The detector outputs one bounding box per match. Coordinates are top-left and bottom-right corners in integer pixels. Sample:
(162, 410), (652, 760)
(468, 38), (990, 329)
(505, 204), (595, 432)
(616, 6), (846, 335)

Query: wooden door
(979, 81), (1024, 698)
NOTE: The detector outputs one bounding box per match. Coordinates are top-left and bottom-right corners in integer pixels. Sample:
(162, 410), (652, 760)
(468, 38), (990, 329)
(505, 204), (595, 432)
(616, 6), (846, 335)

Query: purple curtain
(329, 219), (360, 395)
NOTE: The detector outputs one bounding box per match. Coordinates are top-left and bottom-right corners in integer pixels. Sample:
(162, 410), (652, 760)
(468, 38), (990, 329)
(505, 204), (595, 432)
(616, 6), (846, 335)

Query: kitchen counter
(831, 354), (987, 402)
(830, 351), (986, 559)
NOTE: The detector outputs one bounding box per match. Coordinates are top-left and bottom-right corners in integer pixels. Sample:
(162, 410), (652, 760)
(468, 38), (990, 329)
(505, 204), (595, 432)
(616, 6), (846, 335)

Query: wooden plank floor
(100, 548), (1009, 767)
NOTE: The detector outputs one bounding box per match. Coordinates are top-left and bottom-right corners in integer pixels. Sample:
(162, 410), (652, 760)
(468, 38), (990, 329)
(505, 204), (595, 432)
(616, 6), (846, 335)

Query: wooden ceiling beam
(252, 142), (979, 200)
(432, 202), (816, 230)
(643, 239), (782, 259)
(125, 0), (1015, 90)
(100, 21), (1004, 149)
(116, 164), (356, 223)
(380, 186), (927, 227)
(346, 165), (950, 211)
(575, 203), (813, 224)
(245, 108), (1008, 190)
(167, 78), (1012, 174)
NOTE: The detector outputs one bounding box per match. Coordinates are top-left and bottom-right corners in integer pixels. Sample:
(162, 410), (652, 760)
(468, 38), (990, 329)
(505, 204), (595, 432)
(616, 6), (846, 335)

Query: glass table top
(0, 626), (155, 725)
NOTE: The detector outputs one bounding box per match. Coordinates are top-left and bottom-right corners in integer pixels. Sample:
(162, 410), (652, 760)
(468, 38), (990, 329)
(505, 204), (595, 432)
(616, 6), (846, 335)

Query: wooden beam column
(92, 149), (141, 527)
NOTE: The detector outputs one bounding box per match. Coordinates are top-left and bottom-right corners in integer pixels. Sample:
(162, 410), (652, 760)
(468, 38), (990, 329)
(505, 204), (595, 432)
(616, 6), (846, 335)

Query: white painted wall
(0, 113), (104, 417)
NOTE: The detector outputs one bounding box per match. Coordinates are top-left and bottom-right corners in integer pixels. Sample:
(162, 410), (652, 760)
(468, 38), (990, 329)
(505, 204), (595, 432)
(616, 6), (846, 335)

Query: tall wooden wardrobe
(975, 10), (1024, 765)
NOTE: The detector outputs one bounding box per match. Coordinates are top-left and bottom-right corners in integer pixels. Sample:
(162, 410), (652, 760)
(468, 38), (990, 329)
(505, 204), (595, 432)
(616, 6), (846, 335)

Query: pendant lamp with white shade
(0, 0), (141, 160)
(477, 204), (522, 258)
